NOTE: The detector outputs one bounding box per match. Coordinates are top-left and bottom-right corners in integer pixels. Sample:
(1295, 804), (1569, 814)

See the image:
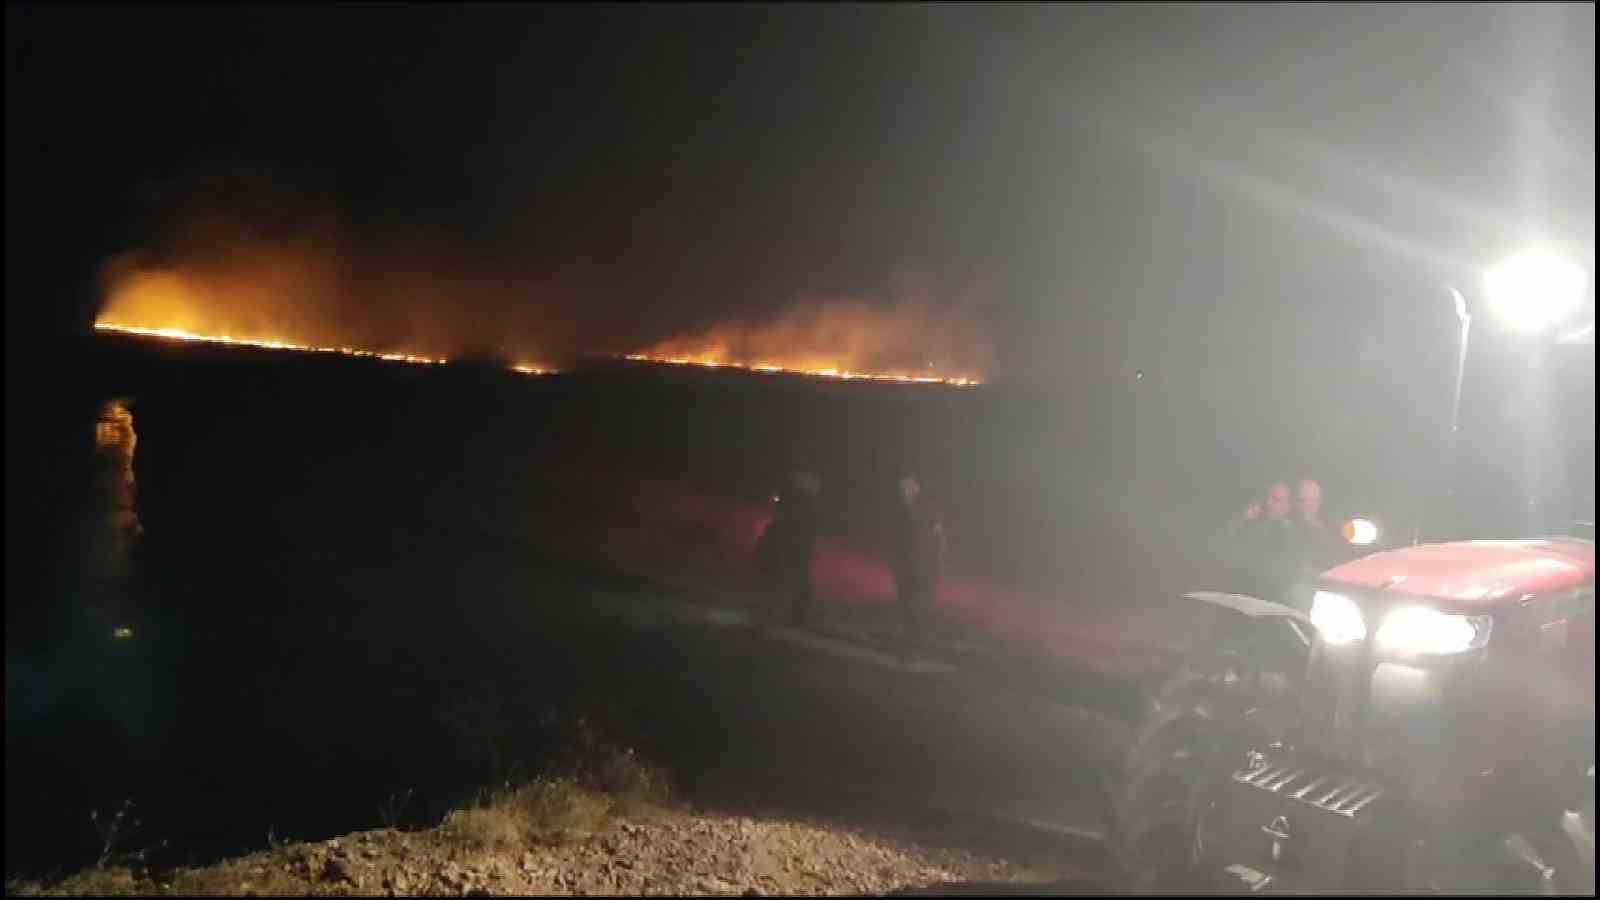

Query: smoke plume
(96, 169), (562, 368)
(96, 168), (996, 379)
(632, 272), (995, 382)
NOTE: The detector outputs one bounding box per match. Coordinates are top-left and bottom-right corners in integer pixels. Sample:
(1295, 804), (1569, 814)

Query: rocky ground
(12, 803), (1073, 897)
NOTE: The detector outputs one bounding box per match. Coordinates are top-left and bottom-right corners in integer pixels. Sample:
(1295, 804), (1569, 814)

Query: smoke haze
(633, 272), (994, 381)
(95, 171), (567, 366)
(96, 170), (996, 377)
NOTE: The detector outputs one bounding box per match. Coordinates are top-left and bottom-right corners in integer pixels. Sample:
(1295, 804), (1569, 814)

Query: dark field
(2, 337), (1129, 880)
(5, 332), (1592, 879)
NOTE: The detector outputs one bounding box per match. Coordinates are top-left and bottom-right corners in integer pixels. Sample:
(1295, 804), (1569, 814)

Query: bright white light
(1375, 606), (1489, 655)
(1483, 249), (1590, 333)
(1342, 518), (1380, 546)
(112, 626), (134, 640)
(1559, 320), (1596, 345)
(1310, 591), (1366, 645)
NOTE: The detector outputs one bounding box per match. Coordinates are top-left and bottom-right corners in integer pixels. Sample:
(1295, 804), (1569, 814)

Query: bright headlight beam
(1310, 590), (1366, 645)
(1483, 249), (1590, 334)
(1376, 606), (1489, 655)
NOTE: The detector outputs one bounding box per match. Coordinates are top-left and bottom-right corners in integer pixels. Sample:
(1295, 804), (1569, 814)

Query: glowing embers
(620, 354), (980, 386)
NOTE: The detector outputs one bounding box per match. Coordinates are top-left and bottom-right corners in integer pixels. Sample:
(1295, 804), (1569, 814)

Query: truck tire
(1101, 666), (1228, 891)
(1103, 649), (1288, 891)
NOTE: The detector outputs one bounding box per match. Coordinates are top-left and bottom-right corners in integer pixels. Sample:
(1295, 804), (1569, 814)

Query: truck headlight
(1375, 606), (1491, 655)
(1311, 590), (1366, 645)
(1342, 518), (1380, 546)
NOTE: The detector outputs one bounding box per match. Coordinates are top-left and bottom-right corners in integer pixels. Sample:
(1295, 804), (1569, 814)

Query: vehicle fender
(1180, 591), (1310, 626)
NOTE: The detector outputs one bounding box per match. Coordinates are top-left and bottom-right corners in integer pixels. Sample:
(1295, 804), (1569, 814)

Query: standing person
(1293, 477), (1346, 574)
(1236, 481), (1295, 550)
(1293, 478), (1326, 531)
(1261, 481), (1293, 526)
(765, 470), (821, 626)
(891, 473), (945, 646)
(1235, 479), (1300, 603)
(86, 398), (143, 627)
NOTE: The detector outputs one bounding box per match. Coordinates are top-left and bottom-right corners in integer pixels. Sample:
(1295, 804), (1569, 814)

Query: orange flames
(96, 269), (979, 385)
(618, 295), (989, 386)
(94, 322), (568, 376)
(91, 169), (987, 388)
(619, 353), (980, 386)
(93, 320), (972, 385)
(93, 219), (559, 375)
(94, 322), (451, 365)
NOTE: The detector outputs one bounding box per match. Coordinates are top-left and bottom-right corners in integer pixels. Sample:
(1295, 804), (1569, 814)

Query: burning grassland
(621, 354), (981, 386)
(92, 168), (562, 374)
(623, 296), (989, 386)
(93, 170), (990, 386)
(93, 323), (451, 366)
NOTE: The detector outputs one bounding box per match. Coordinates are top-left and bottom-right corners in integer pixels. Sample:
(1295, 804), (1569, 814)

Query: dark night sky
(6, 4), (1595, 445)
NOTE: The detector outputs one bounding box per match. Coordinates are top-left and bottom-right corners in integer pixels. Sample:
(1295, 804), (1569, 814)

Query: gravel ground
(17, 805), (1057, 897)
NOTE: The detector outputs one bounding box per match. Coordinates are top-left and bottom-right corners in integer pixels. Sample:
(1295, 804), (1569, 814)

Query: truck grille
(1231, 761), (1385, 817)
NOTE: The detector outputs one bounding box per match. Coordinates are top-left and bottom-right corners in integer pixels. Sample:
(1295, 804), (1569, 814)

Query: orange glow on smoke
(619, 354), (980, 386)
(95, 262), (556, 374)
(620, 295), (987, 386)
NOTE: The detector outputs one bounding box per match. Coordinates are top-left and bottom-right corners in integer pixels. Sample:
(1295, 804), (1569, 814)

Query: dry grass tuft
(552, 713), (672, 815)
(440, 777), (614, 851)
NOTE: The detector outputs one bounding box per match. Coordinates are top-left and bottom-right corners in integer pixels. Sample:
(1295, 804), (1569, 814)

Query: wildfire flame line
(620, 354), (980, 386)
(93, 322), (555, 375)
(94, 323), (450, 365)
(92, 323), (978, 385)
